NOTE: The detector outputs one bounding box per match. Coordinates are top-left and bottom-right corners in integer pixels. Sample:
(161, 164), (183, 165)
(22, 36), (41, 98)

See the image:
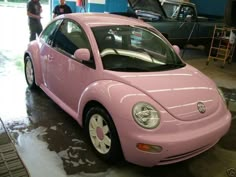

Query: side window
(41, 20), (62, 44)
(178, 6), (195, 21)
(162, 3), (180, 19)
(53, 19), (90, 56)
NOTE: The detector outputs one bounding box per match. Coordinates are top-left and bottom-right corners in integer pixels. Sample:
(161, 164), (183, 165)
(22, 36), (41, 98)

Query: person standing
(53, 0), (72, 18)
(27, 0), (43, 41)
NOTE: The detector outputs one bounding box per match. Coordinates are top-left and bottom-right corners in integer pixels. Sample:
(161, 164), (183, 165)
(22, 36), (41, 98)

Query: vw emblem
(197, 102), (206, 113)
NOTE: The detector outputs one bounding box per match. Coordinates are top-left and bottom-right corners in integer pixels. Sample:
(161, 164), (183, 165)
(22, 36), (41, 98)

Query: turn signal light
(136, 143), (162, 153)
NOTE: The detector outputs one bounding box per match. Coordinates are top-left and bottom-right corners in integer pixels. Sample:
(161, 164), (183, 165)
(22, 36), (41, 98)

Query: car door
(46, 19), (93, 112)
(154, 4), (198, 41)
(39, 19), (63, 88)
(175, 5), (198, 40)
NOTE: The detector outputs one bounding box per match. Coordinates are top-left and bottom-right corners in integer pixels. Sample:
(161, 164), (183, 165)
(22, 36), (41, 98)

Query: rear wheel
(24, 56), (37, 89)
(85, 106), (122, 162)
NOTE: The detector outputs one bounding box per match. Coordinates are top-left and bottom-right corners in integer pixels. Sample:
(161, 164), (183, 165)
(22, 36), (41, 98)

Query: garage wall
(191, 0), (226, 18)
(51, 0), (227, 17)
(51, 0), (78, 15)
(86, 0), (105, 12)
(86, 0), (128, 12)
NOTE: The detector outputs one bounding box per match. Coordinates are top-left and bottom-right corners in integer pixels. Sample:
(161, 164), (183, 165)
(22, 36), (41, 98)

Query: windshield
(128, 0), (165, 16)
(92, 25), (185, 72)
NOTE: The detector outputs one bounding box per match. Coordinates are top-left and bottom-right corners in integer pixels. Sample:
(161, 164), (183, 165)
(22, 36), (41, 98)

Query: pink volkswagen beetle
(24, 13), (231, 167)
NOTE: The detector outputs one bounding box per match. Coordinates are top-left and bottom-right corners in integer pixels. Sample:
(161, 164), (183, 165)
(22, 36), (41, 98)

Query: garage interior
(0, 0), (236, 177)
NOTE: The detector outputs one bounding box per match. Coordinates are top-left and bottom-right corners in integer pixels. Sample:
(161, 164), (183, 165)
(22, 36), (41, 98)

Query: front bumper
(116, 108), (231, 167)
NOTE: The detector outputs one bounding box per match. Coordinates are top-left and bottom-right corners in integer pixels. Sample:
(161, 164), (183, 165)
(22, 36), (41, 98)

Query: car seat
(100, 34), (116, 51)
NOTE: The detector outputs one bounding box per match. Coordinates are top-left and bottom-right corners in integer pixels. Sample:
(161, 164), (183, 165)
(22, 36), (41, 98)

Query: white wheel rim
(26, 60), (34, 85)
(89, 114), (111, 154)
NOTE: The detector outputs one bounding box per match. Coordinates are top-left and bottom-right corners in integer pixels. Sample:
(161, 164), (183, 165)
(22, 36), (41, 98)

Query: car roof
(59, 13), (154, 28)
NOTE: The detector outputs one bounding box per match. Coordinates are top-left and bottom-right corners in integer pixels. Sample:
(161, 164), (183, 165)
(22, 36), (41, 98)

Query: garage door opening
(0, 1), (50, 72)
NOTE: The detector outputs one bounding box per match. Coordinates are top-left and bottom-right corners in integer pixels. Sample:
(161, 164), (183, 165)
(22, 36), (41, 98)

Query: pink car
(24, 13), (231, 167)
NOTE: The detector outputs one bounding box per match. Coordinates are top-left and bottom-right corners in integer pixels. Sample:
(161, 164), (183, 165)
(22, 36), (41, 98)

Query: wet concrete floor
(0, 5), (236, 177)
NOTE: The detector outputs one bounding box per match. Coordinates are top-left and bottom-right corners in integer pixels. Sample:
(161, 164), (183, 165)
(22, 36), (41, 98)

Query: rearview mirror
(74, 48), (90, 61)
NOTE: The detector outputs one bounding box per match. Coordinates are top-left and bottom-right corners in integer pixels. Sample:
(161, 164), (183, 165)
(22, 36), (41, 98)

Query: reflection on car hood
(128, 0), (166, 17)
(111, 65), (220, 121)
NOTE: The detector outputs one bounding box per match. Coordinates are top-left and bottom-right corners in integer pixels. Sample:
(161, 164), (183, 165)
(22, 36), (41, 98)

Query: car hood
(106, 65), (221, 121)
(128, 0), (166, 18)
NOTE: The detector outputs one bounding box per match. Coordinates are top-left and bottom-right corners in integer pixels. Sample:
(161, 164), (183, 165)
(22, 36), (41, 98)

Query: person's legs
(29, 23), (37, 41)
(29, 22), (42, 41)
(36, 22), (43, 37)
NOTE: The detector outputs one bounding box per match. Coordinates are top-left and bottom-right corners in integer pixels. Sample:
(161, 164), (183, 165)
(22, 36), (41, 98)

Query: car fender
(77, 80), (165, 128)
(24, 41), (43, 86)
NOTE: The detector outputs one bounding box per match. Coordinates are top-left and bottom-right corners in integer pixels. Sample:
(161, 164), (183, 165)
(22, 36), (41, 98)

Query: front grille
(159, 143), (215, 165)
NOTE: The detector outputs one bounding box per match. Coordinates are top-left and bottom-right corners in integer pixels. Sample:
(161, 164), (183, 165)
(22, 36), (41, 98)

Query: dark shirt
(27, 0), (41, 24)
(53, 4), (72, 16)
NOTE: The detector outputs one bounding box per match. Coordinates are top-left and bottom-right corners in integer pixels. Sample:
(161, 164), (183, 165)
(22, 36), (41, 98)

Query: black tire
(24, 56), (37, 89)
(85, 106), (122, 162)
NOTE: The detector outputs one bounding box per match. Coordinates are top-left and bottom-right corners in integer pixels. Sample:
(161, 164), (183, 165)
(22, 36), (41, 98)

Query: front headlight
(132, 102), (160, 129)
(218, 88), (226, 103)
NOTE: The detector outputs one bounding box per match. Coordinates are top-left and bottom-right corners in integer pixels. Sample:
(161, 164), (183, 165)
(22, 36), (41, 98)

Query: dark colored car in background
(115, 0), (224, 53)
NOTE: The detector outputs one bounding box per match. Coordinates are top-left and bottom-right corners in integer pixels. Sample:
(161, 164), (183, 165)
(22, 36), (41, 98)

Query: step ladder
(206, 25), (236, 68)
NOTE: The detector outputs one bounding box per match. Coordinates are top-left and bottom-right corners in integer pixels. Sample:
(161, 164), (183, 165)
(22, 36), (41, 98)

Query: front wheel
(85, 106), (122, 162)
(24, 56), (37, 89)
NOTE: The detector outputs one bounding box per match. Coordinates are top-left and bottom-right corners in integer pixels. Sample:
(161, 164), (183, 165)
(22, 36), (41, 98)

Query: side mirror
(172, 45), (180, 55)
(74, 48), (90, 61)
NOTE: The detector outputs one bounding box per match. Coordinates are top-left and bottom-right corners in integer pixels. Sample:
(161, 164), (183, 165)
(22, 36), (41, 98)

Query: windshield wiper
(106, 67), (149, 72)
(132, 47), (154, 59)
(158, 63), (185, 70)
